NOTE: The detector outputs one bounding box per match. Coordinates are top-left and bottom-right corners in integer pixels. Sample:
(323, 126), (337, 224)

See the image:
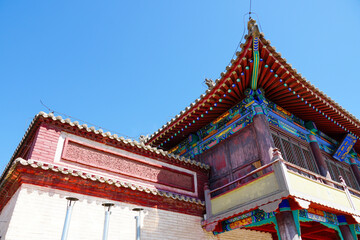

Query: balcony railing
(204, 149), (360, 226)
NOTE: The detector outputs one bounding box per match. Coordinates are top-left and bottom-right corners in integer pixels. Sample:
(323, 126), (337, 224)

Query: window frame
(270, 125), (319, 175)
(322, 152), (359, 190)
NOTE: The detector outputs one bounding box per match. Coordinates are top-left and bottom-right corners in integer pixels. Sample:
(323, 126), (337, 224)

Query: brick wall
(2, 184), (272, 240)
(29, 123), (61, 163)
(25, 124), (206, 199)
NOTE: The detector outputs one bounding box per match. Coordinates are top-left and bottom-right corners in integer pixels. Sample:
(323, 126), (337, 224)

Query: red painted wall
(198, 123), (262, 193)
(23, 120), (208, 200)
(28, 122), (61, 163)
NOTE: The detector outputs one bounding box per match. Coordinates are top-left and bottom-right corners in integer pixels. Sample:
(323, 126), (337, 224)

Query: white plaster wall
(0, 188), (21, 239)
(2, 184), (272, 240)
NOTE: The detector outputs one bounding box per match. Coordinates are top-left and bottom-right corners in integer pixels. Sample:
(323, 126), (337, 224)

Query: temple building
(1, 19), (360, 239)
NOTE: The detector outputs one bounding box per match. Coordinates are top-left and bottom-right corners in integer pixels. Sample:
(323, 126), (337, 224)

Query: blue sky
(1, 0), (360, 172)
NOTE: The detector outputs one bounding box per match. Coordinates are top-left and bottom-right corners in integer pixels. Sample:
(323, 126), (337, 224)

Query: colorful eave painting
(147, 23), (360, 153)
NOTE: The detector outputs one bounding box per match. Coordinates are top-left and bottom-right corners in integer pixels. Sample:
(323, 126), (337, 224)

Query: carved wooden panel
(61, 138), (194, 192)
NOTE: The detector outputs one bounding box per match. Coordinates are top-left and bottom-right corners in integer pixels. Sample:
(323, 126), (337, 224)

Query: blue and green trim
(297, 209), (343, 240)
(170, 95), (359, 165)
(279, 199), (291, 212)
(349, 224), (360, 239)
(213, 209), (277, 235)
(333, 133), (357, 161)
(250, 37), (260, 90)
(213, 202), (353, 240)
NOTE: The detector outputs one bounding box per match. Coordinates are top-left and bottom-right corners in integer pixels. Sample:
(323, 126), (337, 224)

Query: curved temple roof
(147, 19), (360, 152)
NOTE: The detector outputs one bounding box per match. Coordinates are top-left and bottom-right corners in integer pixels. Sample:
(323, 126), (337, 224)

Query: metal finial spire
(249, 0), (252, 19)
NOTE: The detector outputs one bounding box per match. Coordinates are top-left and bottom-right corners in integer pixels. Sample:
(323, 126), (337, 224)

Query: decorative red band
(61, 138), (195, 192)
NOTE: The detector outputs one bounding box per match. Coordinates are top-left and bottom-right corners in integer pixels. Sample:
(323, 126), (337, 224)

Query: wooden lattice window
(323, 154), (359, 190)
(271, 129), (319, 174)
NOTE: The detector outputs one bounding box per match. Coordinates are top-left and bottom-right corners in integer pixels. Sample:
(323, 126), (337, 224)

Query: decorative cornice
(12, 157), (205, 206)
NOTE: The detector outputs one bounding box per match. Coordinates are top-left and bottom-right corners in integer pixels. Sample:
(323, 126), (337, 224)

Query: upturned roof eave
(147, 35), (254, 147)
(258, 36), (360, 139)
(147, 31), (360, 150)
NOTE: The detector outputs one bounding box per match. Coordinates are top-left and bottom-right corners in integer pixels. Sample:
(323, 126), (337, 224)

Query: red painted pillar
(252, 105), (275, 166)
(350, 158), (360, 187)
(275, 211), (301, 240)
(339, 225), (355, 240)
(308, 134), (332, 179)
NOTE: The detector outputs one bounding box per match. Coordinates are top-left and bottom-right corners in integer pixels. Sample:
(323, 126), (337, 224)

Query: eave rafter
(258, 37), (360, 139)
(147, 19), (360, 152)
(148, 36), (254, 149)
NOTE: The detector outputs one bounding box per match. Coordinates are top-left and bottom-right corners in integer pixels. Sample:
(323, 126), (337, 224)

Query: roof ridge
(35, 111), (209, 170)
(1, 112), (209, 184)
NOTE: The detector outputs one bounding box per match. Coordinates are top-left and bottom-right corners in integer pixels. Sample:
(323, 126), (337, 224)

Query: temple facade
(1, 19), (360, 239)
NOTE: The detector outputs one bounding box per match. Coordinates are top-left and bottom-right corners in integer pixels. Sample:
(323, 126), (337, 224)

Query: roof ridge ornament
(247, 18), (260, 38)
(248, 18), (260, 90)
(139, 135), (149, 144)
(204, 78), (215, 89)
